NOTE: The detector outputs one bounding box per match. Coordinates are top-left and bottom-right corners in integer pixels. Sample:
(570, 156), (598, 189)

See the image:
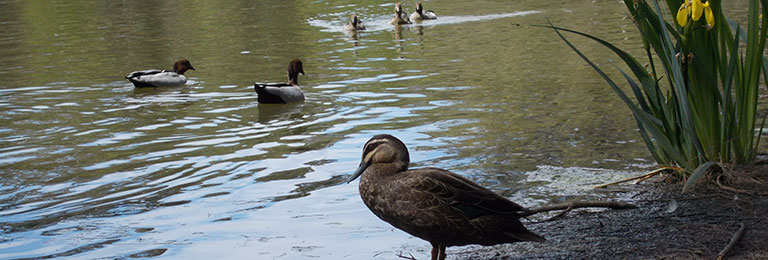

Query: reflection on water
(1, 0), (753, 259)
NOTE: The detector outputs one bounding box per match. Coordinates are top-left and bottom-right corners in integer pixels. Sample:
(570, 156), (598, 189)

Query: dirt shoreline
(455, 165), (768, 260)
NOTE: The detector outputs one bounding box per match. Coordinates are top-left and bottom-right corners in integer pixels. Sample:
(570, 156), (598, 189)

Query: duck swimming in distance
(347, 134), (546, 260)
(389, 2), (411, 25)
(343, 14), (366, 32)
(410, 2), (438, 21)
(125, 59), (195, 88)
(254, 59), (306, 104)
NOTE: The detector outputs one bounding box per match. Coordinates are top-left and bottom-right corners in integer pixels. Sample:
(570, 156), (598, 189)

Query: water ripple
(0, 0), (657, 258)
(308, 11), (543, 33)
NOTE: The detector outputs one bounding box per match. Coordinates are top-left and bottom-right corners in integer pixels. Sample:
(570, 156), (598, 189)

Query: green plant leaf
(754, 114), (767, 161)
(720, 25), (740, 161)
(546, 0), (766, 182)
(682, 161), (720, 193)
(545, 22), (688, 165)
(651, 0), (706, 163)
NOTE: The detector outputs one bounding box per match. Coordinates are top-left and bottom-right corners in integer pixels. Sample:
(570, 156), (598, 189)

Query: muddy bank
(455, 165), (768, 259)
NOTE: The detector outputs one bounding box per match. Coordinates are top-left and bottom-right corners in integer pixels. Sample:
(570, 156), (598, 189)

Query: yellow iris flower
(676, 0), (715, 29)
(692, 0), (704, 21)
(704, 1), (715, 28)
(676, 1), (691, 27)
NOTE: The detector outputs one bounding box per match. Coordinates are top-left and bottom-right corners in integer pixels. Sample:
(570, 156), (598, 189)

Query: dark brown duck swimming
(347, 134), (545, 260)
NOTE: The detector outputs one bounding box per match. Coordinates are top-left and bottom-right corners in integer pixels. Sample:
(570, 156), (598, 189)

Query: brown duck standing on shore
(347, 134), (546, 260)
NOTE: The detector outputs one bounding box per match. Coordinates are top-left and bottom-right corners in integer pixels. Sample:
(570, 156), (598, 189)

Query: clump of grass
(545, 0), (767, 192)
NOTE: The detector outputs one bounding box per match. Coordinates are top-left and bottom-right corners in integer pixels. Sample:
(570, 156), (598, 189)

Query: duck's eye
(363, 139), (392, 158)
(363, 143), (380, 157)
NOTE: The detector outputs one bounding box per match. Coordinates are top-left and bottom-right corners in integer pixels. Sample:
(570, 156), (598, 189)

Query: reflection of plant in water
(545, 0), (768, 192)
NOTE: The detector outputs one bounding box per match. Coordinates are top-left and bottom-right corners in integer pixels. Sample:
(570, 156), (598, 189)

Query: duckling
(254, 59), (306, 104)
(125, 59), (195, 88)
(343, 14), (366, 32)
(410, 2), (438, 21)
(389, 2), (411, 25)
(347, 134), (546, 260)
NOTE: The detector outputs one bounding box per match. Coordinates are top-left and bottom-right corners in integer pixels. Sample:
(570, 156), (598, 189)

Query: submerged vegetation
(547, 0), (768, 191)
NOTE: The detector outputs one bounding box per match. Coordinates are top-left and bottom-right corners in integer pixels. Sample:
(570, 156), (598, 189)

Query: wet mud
(458, 165), (768, 260)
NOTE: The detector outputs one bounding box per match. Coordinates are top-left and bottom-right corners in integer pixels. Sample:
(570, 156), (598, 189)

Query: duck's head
(173, 59), (195, 75)
(347, 134), (410, 183)
(287, 59), (305, 85)
(394, 2), (404, 16)
(415, 2), (423, 14)
(350, 15), (365, 30)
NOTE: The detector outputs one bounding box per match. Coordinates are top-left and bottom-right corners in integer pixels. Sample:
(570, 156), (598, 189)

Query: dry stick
(520, 201), (637, 217)
(593, 166), (681, 189)
(716, 177), (753, 195)
(593, 173), (655, 189)
(747, 176), (767, 185)
(396, 252), (417, 260)
(717, 222), (746, 260)
(593, 168), (666, 189)
(544, 205), (574, 221)
(634, 170), (663, 183)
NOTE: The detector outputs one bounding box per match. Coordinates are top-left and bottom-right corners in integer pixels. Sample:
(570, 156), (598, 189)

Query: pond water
(0, 0), (754, 259)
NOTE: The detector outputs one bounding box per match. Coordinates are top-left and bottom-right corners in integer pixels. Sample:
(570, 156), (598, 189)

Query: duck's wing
(255, 82), (293, 88)
(425, 11), (437, 19)
(254, 82), (305, 103)
(404, 167), (528, 219)
(125, 69), (164, 79)
(127, 71), (185, 87)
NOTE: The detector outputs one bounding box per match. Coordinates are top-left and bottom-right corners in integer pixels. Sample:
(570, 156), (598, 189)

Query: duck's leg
(430, 244), (439, 260)
(438, 244), (446, 260)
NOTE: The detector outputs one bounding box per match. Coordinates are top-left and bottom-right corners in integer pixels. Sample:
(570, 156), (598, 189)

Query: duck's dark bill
(347, 161), (370, 183)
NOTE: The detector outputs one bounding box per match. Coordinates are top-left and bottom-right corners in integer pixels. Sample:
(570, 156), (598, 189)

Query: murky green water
(0, 0), (756, 259)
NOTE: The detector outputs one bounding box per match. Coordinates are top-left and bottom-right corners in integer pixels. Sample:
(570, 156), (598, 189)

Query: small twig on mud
(520, 201), (637, 217)
(717, 222), (746, 260)
(397, 252), (417, 260)
(634, 170), (662, 183)
(593, 173), (652, 189)
(544, 205), (574, 221)
(593, 166), (680, 188)
(716, 176), (754, 195)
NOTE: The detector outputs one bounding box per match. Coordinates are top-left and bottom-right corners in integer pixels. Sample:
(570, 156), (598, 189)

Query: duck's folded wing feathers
(126, 69), (164, 79)
(404, 168), (528, 218)
(128, 71), (185, 86)
(255, 82), (293, 88)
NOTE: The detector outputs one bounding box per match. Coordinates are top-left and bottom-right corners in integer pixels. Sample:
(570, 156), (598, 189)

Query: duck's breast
(389, 17), (409, 25)
(409, 12), (422, 22)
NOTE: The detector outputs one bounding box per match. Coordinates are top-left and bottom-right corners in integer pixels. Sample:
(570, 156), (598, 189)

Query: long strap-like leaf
(546, 22), (688, 166)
